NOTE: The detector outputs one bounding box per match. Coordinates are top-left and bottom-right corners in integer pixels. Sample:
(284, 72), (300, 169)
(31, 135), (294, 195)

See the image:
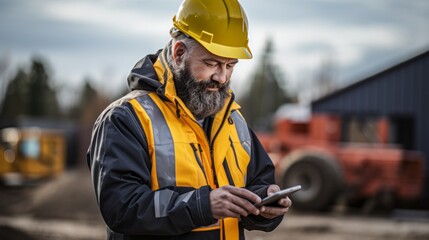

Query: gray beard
(173, 61), (230, 119)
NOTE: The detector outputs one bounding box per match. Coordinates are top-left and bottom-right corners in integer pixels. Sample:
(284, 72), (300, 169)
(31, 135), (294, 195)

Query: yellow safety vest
(128, 51), (252, 239)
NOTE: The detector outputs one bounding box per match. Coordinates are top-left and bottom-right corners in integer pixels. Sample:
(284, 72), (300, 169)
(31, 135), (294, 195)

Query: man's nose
(211, 67), (227, 84)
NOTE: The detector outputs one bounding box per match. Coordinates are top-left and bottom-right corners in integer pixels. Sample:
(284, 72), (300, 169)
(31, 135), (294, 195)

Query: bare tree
(313, 55), (337, 100)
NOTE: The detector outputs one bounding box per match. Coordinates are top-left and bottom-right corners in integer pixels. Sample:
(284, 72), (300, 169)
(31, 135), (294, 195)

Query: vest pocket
(172, 142), (201, 187)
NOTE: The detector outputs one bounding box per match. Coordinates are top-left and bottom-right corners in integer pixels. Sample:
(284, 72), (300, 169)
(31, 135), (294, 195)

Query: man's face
(173, 43), (238, 119)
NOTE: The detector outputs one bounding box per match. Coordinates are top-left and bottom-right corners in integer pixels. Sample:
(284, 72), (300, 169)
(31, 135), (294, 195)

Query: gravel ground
(1, 169), (428, 240)
(245, 212), (429, 240)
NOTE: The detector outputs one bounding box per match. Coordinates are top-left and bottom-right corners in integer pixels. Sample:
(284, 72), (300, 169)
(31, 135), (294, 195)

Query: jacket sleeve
(86, 102), (217, 236)
(240, 128), (284, 232)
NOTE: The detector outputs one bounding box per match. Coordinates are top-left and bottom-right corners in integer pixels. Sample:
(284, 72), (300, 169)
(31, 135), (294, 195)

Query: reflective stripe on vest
(128, 89), (252, 240)
(230, 111), (251, 156)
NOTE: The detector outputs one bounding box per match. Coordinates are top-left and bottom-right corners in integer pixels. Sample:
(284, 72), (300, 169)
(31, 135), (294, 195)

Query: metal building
(311, 49), (429, 198)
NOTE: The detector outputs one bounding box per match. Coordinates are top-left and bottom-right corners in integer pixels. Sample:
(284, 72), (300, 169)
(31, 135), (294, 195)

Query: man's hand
(258, 184), (292, 219)
(210, 185), (261, 219)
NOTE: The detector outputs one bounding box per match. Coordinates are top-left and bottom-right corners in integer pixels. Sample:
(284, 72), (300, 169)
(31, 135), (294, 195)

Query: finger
(218, 188), (259, 216)
(225, 200), (253, 217)
(228, 193), (260, 216)
(259, 211), (278, 219)
(229, 187), (262, 214)
(267, 184), (281, 196)
(220, 208), (242, 219)
(260, 205), (290, 216)
(277, 197), (292, 208)
(259, 205), (286, 219)
(228, 186), (261, 204)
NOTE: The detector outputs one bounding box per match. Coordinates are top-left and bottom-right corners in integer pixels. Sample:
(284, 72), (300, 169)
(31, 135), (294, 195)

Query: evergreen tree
(67, 79), (98, 120)
(27, 59), (61, 117)
(0, 58), (61, 119)
(0, 69), (28, 118)
(240, 38), (294, 131)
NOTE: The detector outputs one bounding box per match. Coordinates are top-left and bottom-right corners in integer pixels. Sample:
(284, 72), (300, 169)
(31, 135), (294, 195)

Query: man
(87, 0), (292, 239)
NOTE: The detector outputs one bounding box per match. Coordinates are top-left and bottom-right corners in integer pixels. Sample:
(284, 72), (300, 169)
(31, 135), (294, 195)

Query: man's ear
(173, 41), (187, 65)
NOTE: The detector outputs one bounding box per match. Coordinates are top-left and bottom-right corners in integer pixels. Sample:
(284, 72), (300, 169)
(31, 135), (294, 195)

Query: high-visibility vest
(127, 52), (252, 239)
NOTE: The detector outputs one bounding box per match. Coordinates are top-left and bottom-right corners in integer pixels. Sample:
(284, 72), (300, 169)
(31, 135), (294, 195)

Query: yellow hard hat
(173, 0), (252, 59)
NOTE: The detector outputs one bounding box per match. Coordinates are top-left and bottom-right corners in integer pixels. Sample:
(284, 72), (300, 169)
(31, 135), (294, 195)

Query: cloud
(41, 1), (174, 38)
(1, 0), (428, 102)
(238, 0), (428, 94)
(246, 20), (405, 87)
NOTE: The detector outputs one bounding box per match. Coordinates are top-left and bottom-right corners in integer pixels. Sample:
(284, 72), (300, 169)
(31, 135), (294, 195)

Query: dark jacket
(87, 46), (283, 240)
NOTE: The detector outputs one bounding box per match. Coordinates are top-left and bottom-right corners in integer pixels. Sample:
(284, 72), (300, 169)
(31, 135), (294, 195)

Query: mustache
(199, 79), (230, 90)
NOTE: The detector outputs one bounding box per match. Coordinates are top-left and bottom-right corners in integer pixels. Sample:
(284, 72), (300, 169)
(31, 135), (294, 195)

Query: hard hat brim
(197, 40), (253, 59)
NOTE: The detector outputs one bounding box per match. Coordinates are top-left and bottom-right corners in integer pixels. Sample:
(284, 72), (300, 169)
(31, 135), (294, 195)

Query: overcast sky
(1, 0), (428, 105)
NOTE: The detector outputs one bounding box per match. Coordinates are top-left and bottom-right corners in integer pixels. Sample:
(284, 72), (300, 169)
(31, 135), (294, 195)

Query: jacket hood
(127, 49), (164, 92)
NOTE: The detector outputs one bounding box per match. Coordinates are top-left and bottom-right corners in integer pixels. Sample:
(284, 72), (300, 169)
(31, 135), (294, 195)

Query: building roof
(312, 48), (429, 107)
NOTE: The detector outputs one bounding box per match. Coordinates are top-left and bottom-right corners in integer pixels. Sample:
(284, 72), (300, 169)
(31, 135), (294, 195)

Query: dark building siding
(311, 49), (429, 197)
(313, 52), (428, 115)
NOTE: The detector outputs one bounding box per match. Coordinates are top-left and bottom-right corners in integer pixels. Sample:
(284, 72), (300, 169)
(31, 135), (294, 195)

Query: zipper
(229, 137), (243, 175)
(190, 143), (209, 185)
(176, 100), (217, 186)
(174, 99), (181, 118)
(222, 159), (235, 186)
(210, 94), (235, 149)
(174, 94), (235, 188)
(209, 95), (235, 187)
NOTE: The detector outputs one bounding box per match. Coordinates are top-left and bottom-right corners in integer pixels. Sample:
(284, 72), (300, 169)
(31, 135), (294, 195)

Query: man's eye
(205, 62), (216, 67)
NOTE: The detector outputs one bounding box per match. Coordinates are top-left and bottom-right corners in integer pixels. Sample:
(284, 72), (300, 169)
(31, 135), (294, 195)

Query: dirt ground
(0, 169), (428, 240)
